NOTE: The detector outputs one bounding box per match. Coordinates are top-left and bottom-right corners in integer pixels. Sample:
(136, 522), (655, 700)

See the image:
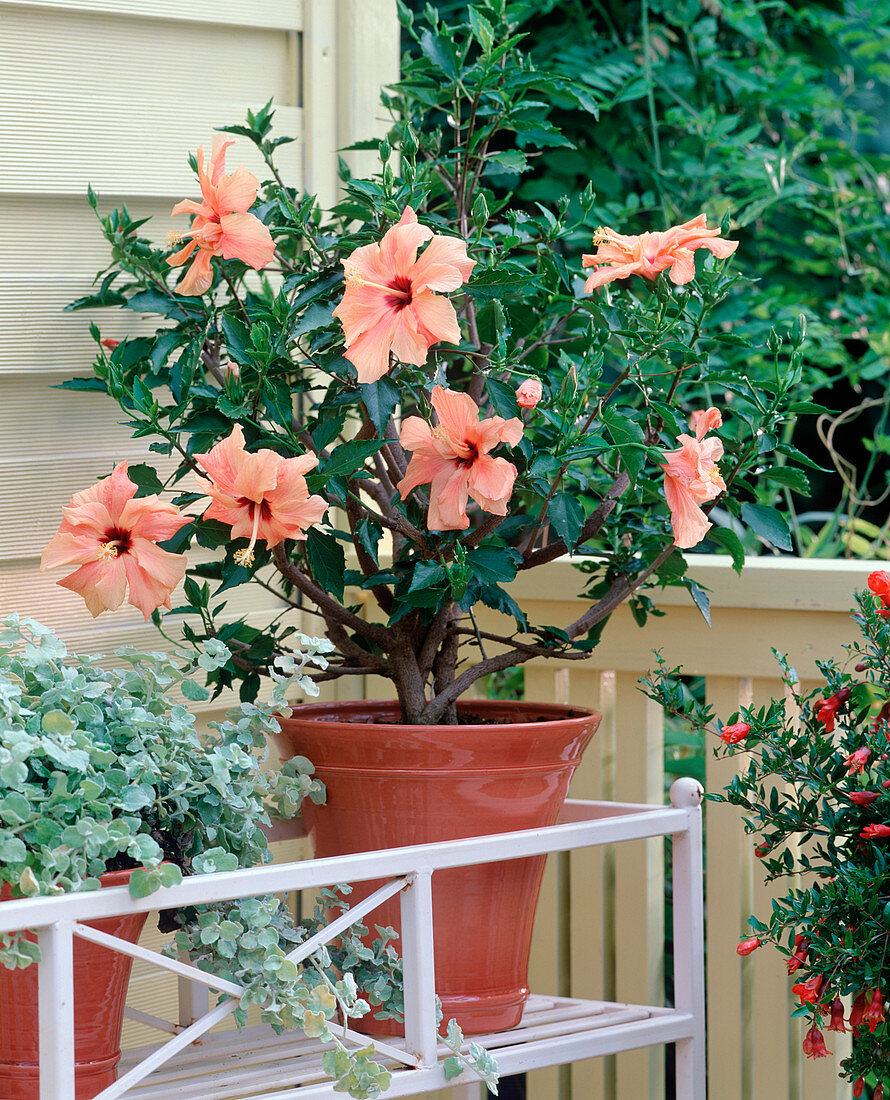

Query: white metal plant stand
(0, 778), (705, 1100)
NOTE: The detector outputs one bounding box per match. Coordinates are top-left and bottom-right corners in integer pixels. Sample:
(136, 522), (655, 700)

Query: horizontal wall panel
(0, 280), (178, 374)
(1, 97), (302, 198)
(0, 197), (175, 273)
(7, 0), (304, 30)
(1, 5), (301, 197)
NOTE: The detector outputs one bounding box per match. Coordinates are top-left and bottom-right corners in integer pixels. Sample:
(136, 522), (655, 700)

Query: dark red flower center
(385, 275), (414, 310)
(103, 527), (132, 554)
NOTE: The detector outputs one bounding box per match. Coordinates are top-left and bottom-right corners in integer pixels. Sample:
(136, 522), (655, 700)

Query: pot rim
(278, 697), (601, 736)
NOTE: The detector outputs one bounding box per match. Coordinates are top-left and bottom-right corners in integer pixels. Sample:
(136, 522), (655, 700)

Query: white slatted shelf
(119, 996), (669, 1099)
(2, 785), (705, 1100)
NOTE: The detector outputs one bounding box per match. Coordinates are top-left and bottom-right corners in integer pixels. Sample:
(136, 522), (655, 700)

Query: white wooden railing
(1, 786), (704, 1100)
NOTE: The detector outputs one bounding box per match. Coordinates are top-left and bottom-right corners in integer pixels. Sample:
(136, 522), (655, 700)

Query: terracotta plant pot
(0, 868), (149, 1100)
(274, 698), (600, 1035)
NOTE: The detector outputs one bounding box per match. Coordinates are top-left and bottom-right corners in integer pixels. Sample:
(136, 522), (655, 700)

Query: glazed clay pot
(274, 698), (600, 1035)
(0, 868), (149, 1100)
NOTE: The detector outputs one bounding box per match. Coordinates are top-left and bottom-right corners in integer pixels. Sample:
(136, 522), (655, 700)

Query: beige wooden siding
(0, 0), (399, 1062)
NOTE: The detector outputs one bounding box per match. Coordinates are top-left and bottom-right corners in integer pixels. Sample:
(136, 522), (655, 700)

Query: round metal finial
(670, 777), (704, 808)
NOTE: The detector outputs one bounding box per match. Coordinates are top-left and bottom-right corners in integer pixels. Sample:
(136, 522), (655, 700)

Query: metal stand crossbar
(0, 778), (705, 1100)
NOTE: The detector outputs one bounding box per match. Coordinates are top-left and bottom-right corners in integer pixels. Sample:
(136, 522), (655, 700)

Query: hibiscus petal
(430, 386), (481, 442)
(177, 248), (214, 296)
(468, 455), (516, 515)
(216, 165), (260, 216)
(125, 540), (187, 619)
(410, 292), (461, 347)
(409, 234), (475, 292)
(397, 452), (451, 498)
(668, 249), (696, 285)
(231, 448), (283, 502)
(118, 496), (191, 542)
(427, 463), (471, 531)
(195, 425), (249, 492)
(663, 474), (712, 549)
(40, 531), (99, 571)
(390, 308), (432, 367)
(399, 416), (436, 455)
(344, 311), (401, 383)
(379, 215), (433, 277)
(60, 558), (128, 617)
(219, 213), (275, 270)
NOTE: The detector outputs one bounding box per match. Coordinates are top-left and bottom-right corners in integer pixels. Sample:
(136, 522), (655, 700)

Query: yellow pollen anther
(592, 227), (611, 246)
(166, 228), (186, 246)
(97, 541), (119, 562)
(234, 547), (255, 569)
(344, 266), (366, 289)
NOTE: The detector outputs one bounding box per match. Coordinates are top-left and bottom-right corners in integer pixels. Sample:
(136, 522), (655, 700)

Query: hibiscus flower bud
(515, 378), (543, 409)
(754, 842), (771, 858)
(860, 824), (890, 840)
(877, 1083), (885, 1100)
(825, 996), (847, 1033)
(720, 721), (750, 745)
(802, 1025), (829, 1059)
(224, 361), (240, 384)
(100, 337), (121, 350)
(854, 1078), (865, 1098)
(736, 938), (761, 956)
(786, 935), (809, 974)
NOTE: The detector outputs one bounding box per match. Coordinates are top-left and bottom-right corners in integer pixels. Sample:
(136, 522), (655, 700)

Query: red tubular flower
(876, 1083), (885, 1100)
(802, 1025), (829, 1059)
(845, 747), (872, 776)
(862, 989), (885, 1034)
(792, 974), (826, 1005)
(754, 843), (771, 858)
(100, 337), (121, 350)
(847, 790), (881, 806)
(816, 688), (851, 732)
(851, 990), (869, 1036)
(860, 824), (890, 840)
(721, 721), (750, 745)
(736, 938), (761, 956)
(786, 935), (809, 975)
(853, 1079), (865, 1098)
(825, 996), (847, 1033)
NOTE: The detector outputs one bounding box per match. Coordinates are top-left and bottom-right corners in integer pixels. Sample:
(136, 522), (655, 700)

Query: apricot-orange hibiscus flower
(582, 214), (737, 290)
(333, 207), (475, 384)
(40, 463), (190, 620)
(660, 407), (726, 549)
(195, 425), (327, 566)
(397, 386), (523, 531)
(168, 136), (276, 296)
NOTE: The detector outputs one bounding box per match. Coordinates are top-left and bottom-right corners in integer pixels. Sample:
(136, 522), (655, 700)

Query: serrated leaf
(360, 377), (401, 437)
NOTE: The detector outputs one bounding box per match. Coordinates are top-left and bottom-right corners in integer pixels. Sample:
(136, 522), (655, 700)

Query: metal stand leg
(670, 778), (707, 1100)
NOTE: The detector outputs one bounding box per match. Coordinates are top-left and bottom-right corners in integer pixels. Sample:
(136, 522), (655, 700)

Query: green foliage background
(406, 0), (890, 557)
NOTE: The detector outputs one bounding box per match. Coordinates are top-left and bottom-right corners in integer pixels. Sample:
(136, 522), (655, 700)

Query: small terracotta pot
(274, 698), (600, 1035)
(0, 868), (149, 1100)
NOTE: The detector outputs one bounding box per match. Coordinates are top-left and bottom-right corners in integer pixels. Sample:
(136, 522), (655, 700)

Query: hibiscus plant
(642, 573), (890, 1097)
(49, 1), (810, 721)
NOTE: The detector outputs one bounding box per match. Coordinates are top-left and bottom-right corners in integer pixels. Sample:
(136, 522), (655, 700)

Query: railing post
(38, 919), (76, 1100)
(670, 777), (706, 1100)
(178, 955), (210, 1028)
(399, 866), (439, 1067)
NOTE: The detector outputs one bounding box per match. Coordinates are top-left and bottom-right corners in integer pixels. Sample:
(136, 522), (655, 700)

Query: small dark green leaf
(549, 493), (585, 550)
(360, 377), (401, 438)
